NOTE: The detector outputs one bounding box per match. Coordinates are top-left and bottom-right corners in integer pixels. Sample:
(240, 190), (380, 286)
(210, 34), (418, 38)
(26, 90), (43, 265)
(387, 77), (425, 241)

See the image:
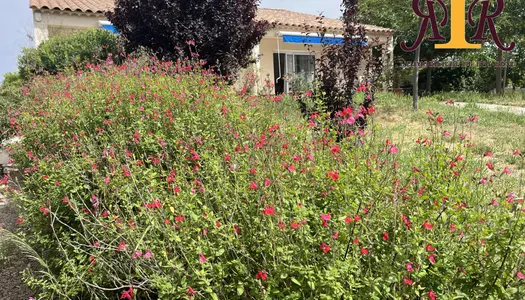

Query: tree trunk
(503, 54), (508, 92)
(413, 46), (421, 110)
(426, 66), (432, 94)
(496, 48), (503, 94)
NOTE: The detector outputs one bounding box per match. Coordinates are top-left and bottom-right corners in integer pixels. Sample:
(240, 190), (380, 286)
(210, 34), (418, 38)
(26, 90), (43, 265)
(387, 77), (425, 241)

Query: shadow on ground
(0, 201), (35, 300)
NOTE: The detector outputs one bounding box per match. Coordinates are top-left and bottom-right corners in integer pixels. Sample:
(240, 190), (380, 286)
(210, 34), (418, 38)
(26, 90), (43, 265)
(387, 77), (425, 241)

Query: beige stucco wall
(255, 29), (394, 93)
(33, 10), (105, 46)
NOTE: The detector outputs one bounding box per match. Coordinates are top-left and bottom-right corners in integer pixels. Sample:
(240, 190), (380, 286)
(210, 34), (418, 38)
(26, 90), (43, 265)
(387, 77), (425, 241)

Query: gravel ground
(0, 195), (36, 300)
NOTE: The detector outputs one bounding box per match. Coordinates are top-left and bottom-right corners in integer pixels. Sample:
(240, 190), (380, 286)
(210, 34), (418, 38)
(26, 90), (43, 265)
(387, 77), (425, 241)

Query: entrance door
(273, 53), (315, 95)
(273, 53), (286, 94)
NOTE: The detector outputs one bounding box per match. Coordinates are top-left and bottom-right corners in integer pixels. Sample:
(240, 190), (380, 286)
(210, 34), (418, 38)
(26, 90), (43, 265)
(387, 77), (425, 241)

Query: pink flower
(40, 206), (50, 215)
(199, 253), (207, 263)
(383, 232), (389, 241)
(104, 177), (110, 183)
(450, 223), (457, 232)
(175, 214), (185, 223)
(120, 286), (134, 299)
(345, 215), (353, 223)
(256, 270), (268, 280)
(332, 232), (339, 239)
(287, 164), (296, 172)
(305, 90), (313, 97)
(132, 250), (143, 259)
(517, 271), (525, 279)
(389, 145), (399, 154)
(144, 250), (152, 259)
(406, 263), (414, 272)
(428, 290), (437, 300)
(513, 148), (521, 156)
(117, 241), (127, 252)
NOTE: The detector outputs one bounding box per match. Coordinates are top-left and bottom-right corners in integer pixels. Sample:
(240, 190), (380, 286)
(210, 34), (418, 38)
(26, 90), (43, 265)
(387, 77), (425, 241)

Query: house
(29, 0), (394, 94)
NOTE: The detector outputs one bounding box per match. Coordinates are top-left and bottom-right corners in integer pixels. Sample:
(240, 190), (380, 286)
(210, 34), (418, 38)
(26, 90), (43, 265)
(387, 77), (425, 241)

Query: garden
(0, 0), (524, 299)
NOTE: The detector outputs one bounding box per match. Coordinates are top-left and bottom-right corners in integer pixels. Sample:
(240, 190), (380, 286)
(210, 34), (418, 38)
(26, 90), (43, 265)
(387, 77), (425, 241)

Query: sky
(0, 0), (342, 81)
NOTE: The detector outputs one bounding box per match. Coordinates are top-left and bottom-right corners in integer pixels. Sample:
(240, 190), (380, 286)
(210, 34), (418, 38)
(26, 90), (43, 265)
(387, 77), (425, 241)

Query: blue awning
(282, 35), (367, 46)
(101, 24), (119, 34)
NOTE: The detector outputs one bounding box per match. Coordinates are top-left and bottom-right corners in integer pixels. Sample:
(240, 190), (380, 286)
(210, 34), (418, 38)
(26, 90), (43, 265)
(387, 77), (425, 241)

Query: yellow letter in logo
(435, 0), (481, 49)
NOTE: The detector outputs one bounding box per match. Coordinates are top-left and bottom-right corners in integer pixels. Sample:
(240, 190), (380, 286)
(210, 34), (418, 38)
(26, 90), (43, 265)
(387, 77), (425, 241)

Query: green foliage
(0, 72), (25, 141)
(18, 29), (121, 80)
(8, 59), (525, 299)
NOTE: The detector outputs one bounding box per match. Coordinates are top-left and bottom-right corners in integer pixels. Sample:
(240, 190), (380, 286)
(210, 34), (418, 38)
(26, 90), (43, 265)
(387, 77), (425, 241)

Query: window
(273, 53), (315, 94)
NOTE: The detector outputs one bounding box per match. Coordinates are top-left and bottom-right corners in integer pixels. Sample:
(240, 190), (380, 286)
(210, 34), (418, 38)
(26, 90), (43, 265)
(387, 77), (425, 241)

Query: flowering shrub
(7, 59), (525, 299)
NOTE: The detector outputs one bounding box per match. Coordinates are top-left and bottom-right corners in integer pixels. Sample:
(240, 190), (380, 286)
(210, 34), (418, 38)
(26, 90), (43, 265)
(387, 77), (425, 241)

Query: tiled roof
(29, 0), (114, 14)
(29, 1), (393, 34)
(256, 8), (393, 34)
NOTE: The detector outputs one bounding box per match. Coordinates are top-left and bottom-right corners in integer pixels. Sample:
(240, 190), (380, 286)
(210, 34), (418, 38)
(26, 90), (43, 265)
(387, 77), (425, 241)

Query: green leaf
(237, 285), (244, 296)
(291, 277), (301, 286)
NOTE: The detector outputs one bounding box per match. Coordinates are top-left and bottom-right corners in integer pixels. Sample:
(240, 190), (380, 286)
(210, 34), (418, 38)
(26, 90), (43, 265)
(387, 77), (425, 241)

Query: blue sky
(0, 0), (342, 81)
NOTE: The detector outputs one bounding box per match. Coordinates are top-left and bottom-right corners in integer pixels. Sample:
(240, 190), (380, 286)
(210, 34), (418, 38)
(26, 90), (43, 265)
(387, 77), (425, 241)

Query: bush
(0, 72), (25, 141)
(7, 59), (525, 299)
(108, 0), (269, 78)
(18, 29), (122, 80)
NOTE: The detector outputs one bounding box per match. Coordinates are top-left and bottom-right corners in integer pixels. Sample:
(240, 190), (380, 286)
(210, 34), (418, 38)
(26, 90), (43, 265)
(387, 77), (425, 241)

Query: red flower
(513, 148), (521, 156)
(426, 243), (435, 252)
(199, 253), (207, 263)
(248, 181), (258, 190)
(345, 215), (353, 223)
(326, 170), (339, 181)
(262, 205), (275, 216)
(332, 232), (339, 239)
(403, 277), (413, 285)
(320, 212), (331, 222)
(422, 220), (433, 230)
(320, 242), (331, 253)
(428, 254), (436, 264)
(382, 232), (389, 241)
(331, 145), (341, 155)
(428, 290), (437, 300)
(120, 286), (134, 299)
(175, 214), (185, 223)
(186, 286), (196, 298)
(264, 178), (271, 187)
(486, 162), (494, 171)
(360, 247), (369, 255)
(117, 241), (127, 252)
(435, 115), (443, 123)
(256, 270), (268, 281)
(40, 206), (50, 215)
(305, 90), (313, 97)
(450, 223), (457, 232)
(16, 217), (24, 225)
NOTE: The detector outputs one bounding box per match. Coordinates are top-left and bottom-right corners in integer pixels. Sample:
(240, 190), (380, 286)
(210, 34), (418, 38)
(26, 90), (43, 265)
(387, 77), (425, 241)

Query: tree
(108, 0), (269, 78)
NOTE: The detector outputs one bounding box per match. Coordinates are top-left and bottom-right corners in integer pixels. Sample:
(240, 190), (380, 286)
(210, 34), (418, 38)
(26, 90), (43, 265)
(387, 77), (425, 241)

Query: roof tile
(29, 1), (393, 33)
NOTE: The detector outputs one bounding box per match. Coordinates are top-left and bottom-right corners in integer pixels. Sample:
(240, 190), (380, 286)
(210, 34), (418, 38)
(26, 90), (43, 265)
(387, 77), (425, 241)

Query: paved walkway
(451, 102), (525, 115)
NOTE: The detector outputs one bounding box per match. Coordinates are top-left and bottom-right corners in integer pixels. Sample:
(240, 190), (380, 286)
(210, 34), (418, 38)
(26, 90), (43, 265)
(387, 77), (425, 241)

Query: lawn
(431, 90), (525, 107)
(374, 92), (525, 194)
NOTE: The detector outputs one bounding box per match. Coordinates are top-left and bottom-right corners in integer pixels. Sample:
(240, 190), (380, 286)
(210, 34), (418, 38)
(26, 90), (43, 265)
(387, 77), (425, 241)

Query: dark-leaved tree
(108, 0), (269, 78)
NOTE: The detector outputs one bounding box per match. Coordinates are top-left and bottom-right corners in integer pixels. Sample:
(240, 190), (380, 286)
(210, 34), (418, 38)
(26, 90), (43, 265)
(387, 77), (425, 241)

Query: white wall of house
(33, 10), (105, 46)
(32, 10), (394, 92)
